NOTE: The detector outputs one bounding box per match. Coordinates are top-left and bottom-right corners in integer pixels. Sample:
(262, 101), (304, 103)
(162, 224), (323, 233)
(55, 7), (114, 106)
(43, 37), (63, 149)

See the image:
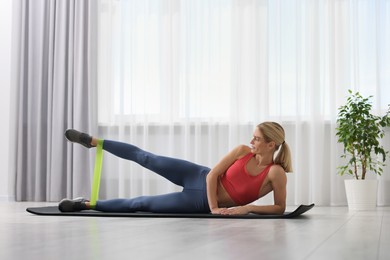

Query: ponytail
(274, 142), (293, 172)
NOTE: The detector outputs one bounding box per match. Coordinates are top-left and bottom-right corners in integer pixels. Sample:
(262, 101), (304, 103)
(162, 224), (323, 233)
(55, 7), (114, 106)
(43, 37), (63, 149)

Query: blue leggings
(95, 140), (211, 213)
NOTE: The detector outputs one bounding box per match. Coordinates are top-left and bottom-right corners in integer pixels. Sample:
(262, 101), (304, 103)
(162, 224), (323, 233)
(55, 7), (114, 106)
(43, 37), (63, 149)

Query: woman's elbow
(206, 171), (219, 182)
(206, 173), (213, 183)
(276, 204), (286, 215)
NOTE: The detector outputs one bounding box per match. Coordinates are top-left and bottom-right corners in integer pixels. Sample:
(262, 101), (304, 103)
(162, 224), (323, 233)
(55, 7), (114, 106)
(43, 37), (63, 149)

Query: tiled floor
(0, 202), (388, 260)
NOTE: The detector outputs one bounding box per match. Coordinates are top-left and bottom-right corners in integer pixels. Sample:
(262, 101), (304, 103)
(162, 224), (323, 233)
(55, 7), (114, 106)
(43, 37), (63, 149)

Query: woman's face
(250, 128), (274, 155)
(250, 128), (265, 153)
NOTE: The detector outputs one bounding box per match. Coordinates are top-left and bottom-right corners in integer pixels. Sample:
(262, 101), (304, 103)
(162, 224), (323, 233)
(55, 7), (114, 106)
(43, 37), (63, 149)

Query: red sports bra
(220, 153), (273, 205)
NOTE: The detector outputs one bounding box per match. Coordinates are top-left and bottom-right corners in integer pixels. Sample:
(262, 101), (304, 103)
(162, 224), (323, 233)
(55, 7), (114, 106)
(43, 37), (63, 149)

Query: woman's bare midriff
(216, 178), (237, 208)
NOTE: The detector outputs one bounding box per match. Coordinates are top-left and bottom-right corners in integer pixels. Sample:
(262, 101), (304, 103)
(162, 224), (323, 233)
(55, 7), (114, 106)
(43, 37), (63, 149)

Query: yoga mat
(26, 203), (314, 219)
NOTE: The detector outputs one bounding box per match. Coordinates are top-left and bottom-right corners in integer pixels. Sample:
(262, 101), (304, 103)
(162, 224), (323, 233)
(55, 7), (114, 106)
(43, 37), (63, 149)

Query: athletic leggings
(95, 140), (211, 213)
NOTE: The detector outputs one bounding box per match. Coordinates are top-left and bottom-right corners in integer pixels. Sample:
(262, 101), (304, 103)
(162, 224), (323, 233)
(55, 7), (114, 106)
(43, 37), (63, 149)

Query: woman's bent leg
(103, 140), (210, 189)
(95, 190), (209, 213)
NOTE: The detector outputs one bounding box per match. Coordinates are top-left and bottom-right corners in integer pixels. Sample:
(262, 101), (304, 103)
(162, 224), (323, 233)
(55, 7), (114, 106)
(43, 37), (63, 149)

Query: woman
(59, 122), (292, 215)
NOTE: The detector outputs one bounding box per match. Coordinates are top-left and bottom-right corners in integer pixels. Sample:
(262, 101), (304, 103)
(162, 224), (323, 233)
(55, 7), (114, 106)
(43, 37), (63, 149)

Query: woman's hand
(211, 207), (228, 215)
(220, 206), (250, 215)
(212, 206), (250, 215)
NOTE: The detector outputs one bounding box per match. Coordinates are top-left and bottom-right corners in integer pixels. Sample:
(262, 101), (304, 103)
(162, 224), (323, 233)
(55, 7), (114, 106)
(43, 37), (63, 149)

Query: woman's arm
(221, 166), (287, 215)
(206, 145), (248, 214)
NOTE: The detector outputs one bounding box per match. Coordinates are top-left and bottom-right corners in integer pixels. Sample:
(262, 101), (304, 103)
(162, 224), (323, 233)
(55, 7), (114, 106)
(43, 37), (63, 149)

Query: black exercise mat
(26, 203), (314, 219)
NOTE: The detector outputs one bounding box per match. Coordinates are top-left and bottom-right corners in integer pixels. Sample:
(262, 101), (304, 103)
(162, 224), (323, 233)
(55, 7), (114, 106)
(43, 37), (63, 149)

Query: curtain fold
(10, 0), (97, 201)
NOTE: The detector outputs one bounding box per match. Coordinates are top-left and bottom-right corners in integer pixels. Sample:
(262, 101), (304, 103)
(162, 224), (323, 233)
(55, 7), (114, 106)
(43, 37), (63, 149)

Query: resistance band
(90, 139), (104, 207)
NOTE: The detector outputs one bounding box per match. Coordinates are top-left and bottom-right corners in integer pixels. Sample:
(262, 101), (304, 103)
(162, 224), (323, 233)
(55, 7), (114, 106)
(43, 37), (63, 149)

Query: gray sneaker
(58, 197), (89, 212)
(65, 129), (93, 148)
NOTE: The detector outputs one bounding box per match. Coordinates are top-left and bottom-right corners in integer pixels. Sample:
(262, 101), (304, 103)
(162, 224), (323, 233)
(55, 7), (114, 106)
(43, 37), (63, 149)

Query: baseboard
(0, 195), (15, 202)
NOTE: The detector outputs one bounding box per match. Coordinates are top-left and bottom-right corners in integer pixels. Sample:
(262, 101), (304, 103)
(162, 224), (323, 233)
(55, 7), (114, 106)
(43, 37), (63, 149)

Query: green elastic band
(90, 139), (104, 207)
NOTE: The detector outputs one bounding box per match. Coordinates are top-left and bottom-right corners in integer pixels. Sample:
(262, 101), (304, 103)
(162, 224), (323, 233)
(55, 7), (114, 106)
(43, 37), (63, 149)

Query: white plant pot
(344, 179), (378, 211)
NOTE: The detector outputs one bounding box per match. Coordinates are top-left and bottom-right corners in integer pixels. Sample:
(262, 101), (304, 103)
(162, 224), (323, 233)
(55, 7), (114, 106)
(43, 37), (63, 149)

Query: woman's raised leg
(65, 129), (210, 189)
(103, 140), (210, 189)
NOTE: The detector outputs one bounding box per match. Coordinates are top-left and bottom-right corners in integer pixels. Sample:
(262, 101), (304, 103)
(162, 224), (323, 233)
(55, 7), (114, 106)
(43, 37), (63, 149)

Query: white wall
(0, 0), (12, 201)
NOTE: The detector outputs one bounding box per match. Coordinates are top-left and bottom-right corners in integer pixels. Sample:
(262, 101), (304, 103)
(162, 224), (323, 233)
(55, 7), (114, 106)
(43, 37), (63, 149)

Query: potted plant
(336, 90), (390, 210)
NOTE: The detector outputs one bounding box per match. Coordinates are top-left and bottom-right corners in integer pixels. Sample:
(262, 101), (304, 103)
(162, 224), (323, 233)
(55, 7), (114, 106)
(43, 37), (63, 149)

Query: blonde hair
(257, 122), (293, 172)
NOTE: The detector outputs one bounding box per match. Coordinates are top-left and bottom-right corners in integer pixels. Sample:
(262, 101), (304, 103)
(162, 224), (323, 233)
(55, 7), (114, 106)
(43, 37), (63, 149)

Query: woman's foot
(65, 129), (94, 148)
(58, 197), (90, 212)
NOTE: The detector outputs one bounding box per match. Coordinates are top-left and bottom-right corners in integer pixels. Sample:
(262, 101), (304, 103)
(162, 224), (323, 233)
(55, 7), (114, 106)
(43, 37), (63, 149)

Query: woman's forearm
(244, 204), (286, 215)
(206, 173), (219, 211)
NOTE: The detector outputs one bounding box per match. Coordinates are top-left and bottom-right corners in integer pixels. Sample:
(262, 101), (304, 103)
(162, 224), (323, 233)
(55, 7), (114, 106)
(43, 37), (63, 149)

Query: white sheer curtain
(97, 0), (390, 206)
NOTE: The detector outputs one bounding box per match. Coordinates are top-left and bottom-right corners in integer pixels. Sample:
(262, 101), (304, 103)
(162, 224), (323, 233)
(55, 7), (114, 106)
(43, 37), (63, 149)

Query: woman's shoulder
(233, 145), (252, 159)
(270, 164), (285, 172)
(268, 164), (286, 179)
